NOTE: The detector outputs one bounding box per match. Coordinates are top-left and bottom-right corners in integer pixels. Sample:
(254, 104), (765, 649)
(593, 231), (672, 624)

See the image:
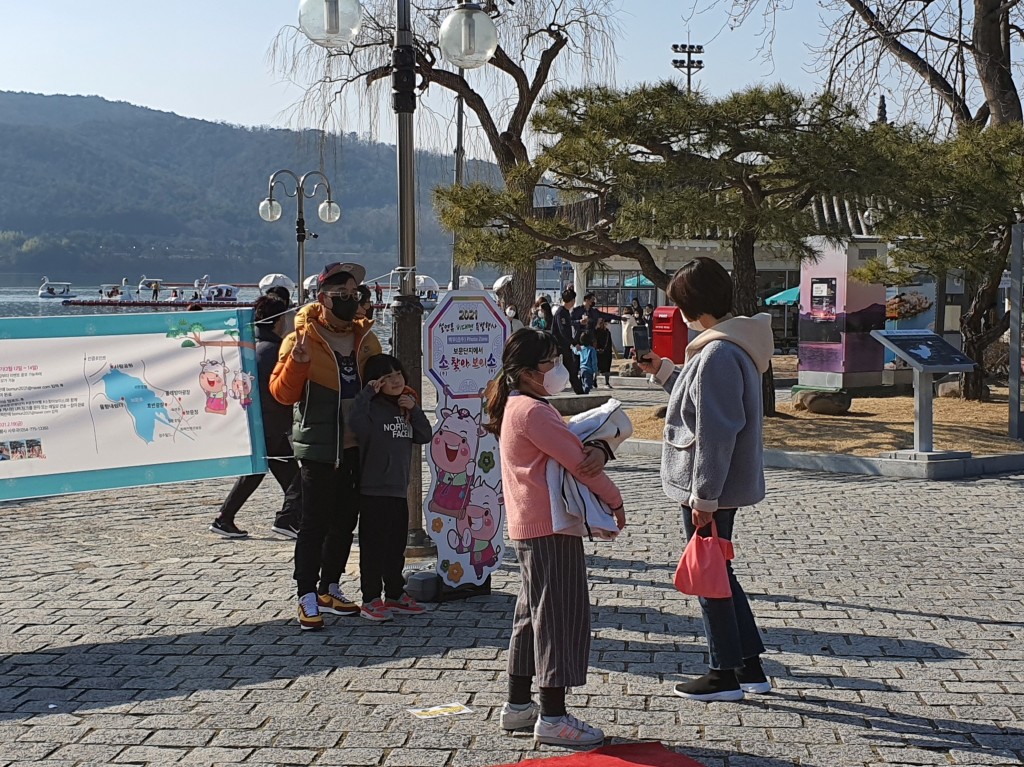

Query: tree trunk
(960, 259), (1010, 399)
(503, 262), (537, 324)
(731, 229), (776, 416)
(501, 175), (541, 320)
(933, 268), (947, 335)
(972, 1), (1024, 125)
(731, 229), (759, 317)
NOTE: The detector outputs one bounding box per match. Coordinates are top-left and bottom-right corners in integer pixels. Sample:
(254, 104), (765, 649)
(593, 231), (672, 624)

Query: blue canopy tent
(764, 286), (799, 306)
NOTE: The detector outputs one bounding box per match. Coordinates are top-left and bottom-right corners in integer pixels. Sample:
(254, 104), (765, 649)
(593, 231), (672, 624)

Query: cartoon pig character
(230, 371), (254, 410)
(448, 477), (504, 581)
(199, 360), (228, 415)
(428, 406), (485, 518)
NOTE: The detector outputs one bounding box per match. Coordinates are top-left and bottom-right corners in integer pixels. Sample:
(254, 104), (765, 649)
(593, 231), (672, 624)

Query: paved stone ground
(1, 457), (1023, 767)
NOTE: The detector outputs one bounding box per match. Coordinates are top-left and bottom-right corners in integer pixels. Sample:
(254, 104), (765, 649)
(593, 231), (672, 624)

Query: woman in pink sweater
(484, 329), (626, 747)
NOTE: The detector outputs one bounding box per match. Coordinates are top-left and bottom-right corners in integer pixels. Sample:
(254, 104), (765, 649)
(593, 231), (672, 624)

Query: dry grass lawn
(628, 385), (1024, 456)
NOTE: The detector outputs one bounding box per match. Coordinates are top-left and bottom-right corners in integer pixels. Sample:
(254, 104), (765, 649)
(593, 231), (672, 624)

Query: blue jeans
(682, 507), (765, 671)
(580, 370), (595, 393)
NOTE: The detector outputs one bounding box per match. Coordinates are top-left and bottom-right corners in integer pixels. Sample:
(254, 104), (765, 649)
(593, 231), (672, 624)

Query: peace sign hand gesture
(290, 329), (310, 364)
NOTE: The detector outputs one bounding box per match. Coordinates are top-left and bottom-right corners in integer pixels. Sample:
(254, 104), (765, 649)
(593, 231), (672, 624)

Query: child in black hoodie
(348, 354), (432, 621)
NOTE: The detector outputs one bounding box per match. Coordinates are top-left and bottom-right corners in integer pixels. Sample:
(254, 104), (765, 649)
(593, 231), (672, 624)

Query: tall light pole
(451, 77), (466, 292)
(258, 170), (341, 304)
(671, 42), (705, 94)
(298, 0), (498, 550)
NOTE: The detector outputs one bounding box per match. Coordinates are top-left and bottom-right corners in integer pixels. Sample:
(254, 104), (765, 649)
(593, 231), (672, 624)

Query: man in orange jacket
(270, 262), (382, 630)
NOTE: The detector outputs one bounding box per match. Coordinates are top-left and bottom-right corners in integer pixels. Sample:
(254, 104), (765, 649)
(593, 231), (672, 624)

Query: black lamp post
(259, 170), (341, 305)
(298, 0), (499, 550)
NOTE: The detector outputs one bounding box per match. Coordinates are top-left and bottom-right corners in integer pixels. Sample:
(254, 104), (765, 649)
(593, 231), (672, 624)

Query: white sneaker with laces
(534, 713), (604, 746)
(499, 701), (539, 731)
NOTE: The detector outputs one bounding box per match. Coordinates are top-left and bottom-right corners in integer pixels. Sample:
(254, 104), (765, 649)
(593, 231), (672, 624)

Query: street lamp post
(298, 0), (498, 551)
(259, 170), (341, 304)
(671, 42), (705, 94)
(451, 77), (466, 292)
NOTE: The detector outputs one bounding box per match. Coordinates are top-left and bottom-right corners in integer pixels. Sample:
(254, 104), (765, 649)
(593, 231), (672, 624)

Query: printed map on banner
(423, 292), (510, 588)
(0, 311), (265, 500)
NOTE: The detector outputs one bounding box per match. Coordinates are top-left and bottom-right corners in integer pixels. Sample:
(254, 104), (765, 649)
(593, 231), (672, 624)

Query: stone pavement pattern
(1, 458), (1022, 767)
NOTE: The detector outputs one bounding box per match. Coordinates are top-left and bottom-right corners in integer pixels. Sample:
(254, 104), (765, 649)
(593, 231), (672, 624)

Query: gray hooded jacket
(655, 313), (774, 512)
(347, 384), (432, 498)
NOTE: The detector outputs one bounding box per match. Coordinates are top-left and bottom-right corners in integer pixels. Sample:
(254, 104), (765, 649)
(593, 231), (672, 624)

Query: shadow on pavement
(1, 600), (966, 725)
(766, 692), (1022, 760)
(748, 592), (1024, 628)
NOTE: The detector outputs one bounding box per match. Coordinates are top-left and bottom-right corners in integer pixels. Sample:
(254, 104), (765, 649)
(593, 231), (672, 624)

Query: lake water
(0, 285), (394, 348)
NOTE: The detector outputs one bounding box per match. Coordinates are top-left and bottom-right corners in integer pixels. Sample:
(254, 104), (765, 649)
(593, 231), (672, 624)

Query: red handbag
(673, 520), (735, 599)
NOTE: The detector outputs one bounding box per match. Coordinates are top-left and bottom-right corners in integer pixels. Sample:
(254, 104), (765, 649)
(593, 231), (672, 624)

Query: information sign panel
(0, 310), (266, 501)
(870, 330), (976, 373)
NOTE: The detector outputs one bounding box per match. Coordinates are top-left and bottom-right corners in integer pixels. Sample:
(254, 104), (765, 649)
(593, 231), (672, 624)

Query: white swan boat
(38, 277), (76, 299)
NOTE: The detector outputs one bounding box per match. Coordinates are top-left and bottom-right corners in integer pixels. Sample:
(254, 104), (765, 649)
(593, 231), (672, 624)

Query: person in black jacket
(551, 288), (584, 395)
(209, 295), (302, 539)
(571, 292), (619, 337)
(593, 318), (614, 388)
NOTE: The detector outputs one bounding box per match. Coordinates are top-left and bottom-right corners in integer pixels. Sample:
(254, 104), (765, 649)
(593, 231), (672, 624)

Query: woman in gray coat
(638, 257), (775, 702)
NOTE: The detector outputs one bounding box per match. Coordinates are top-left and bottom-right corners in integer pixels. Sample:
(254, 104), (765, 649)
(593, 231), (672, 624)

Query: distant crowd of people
(517, 289), (655, 394)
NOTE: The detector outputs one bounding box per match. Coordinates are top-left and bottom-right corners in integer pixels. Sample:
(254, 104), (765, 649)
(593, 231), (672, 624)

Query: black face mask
(328, 296), (359, 322)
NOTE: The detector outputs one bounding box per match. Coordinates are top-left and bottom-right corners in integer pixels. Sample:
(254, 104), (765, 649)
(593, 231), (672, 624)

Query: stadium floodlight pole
(258, 170), (341, 305)
(671, 42), (705, 94)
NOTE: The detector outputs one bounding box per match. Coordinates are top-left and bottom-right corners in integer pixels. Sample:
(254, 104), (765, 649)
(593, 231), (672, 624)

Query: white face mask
(541, 361), (570, 395)
(684, 315), (704, 332)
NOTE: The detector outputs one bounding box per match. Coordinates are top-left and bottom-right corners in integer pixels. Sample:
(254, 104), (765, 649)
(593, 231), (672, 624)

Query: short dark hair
(561, 288), (576, 304)
(579, 332), (593, 346)
(583, 292), (596, 302)
(254, 295), (287, 325)
(357, 284), (371, 303)
(266, 285), (291, 306)
(666, 257), (733, 319)
(363, 353), (406, 384)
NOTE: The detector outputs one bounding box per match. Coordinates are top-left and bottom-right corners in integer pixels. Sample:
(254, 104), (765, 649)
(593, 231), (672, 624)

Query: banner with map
(0, 310), (266, 501)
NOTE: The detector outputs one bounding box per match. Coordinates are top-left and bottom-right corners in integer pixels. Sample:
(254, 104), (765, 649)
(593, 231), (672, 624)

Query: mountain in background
(0, 91), (501, 286)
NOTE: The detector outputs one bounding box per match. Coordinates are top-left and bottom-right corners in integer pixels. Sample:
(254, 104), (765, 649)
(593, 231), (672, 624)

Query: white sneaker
(534, 713), (604, 746)
(499, 701), (539, 731)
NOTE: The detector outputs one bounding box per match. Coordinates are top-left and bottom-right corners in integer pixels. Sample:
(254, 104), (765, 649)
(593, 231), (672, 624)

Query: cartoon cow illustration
(199, 360), (229, 415)
(428, 406), (485, 518)
(229, 371), (254, 410)
(447, 477), (504, 581)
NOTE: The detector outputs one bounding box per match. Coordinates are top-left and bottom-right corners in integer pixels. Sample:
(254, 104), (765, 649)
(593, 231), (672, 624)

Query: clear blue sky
(1, 1), (830, 130)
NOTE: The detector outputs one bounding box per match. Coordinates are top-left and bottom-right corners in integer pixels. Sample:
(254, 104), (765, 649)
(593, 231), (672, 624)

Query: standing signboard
(870, 329), (975, 456)
(0, 310), (266, 501)
(423, 291), (510, 591)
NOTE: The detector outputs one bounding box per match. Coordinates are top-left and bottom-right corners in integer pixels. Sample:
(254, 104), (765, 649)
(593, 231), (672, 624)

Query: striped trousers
(507, 534), (591, 688)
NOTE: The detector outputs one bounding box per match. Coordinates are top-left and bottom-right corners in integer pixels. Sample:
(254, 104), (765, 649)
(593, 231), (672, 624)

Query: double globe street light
(296, 0), (499, 552)
(259, 170), (341, 305)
